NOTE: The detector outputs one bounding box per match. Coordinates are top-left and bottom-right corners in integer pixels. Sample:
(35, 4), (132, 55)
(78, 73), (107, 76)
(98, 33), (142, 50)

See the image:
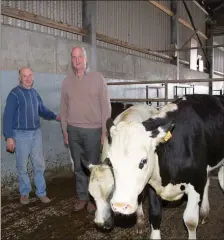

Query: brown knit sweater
(60, 69), (111, 135)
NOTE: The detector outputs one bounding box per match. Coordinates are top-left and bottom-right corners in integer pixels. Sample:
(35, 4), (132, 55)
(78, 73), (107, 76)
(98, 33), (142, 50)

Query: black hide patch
(151, 129), (160, 138)
(106, 118), (114, 144)
(143, 119), (176, 139)
(142, 94), (224, 196)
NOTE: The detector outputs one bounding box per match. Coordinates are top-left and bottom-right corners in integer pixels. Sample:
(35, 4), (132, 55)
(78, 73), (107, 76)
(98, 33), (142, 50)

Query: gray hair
(71, 45), (87, 59)
(71, 45), (89, 70)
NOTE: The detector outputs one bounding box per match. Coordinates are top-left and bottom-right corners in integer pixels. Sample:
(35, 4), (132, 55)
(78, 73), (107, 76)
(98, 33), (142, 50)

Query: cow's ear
(148, 120), (176, 144)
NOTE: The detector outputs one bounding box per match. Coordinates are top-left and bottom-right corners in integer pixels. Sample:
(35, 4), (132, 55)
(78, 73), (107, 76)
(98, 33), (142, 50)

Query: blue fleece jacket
(3, 85), (57, 139)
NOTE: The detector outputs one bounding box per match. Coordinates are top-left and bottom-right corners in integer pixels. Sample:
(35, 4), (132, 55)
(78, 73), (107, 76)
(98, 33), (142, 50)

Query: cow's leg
(200, 177), (210, 224)
(148, 184), (162, 239)
(218, 165), (224, 190)
(135, 191), (145, 234)
(183, 184), (200, 239)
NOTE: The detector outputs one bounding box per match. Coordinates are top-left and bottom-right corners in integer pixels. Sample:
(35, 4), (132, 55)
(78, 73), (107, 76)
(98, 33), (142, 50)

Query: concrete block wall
(1, 25), (214, 193)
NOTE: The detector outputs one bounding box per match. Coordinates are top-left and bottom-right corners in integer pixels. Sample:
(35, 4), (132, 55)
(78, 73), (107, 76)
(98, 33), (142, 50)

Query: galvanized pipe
(107, 78), (224, 86)
(111, 98), (173, 102)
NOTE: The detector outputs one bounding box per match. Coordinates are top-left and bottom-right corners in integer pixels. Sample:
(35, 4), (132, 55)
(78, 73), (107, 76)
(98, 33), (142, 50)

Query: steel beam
(154, 44), (224, 53)
(82, 0), (97, 71)
(171, 0), (180, 82)
(192, 0), (209, 15)
(206, 31), (214, 95)
(182, 0), (210, 70)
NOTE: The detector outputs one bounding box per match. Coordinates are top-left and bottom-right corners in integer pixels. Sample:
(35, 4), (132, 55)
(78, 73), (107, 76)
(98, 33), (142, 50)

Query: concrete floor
(1, 177), (224, 240)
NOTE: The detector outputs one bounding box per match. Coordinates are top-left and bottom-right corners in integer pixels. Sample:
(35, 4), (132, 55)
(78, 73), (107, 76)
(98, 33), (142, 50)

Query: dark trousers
(67, 124), (102, 201)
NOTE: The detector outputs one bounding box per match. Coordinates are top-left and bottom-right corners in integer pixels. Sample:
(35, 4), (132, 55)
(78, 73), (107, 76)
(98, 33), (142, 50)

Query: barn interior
(1, 0), (224, 239)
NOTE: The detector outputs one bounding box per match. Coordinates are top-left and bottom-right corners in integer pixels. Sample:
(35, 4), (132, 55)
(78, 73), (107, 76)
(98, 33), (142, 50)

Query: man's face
(71, 47), (87, 71)
(19, 68), (34, 89)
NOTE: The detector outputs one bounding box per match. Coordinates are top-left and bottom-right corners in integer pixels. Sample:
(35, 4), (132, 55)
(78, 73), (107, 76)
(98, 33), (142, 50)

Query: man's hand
(6, 138), (16, 153)
(56, 115), (61, 121)
(63, 131), (69, 145)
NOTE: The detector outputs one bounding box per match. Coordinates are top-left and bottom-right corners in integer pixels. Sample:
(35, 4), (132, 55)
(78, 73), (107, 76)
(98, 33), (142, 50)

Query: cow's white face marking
(108, 121), (168, 215)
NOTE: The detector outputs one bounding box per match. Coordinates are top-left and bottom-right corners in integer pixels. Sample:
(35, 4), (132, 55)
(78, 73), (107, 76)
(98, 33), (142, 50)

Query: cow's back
(155, 95), (224, 193)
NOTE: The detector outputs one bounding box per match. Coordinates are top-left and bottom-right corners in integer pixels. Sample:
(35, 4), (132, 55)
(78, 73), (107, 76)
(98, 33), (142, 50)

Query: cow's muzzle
(111, 202), (136, 215)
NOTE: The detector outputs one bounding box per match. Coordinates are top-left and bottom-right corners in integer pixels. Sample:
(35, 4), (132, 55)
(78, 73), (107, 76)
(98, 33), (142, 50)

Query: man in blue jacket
(3, 66), (60, 205)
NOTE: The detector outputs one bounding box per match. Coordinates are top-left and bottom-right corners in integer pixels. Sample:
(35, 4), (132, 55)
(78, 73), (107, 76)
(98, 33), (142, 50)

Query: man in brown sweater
(60, 46), (111, 213)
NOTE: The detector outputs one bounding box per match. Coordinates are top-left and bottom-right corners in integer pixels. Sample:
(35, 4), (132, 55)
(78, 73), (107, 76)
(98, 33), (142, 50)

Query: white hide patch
(181, 95), (187, 101)
(151, 103), (178, 120)
(108, 123), (155, 214)
(90, 104), (159, 223)
(207, 159), (224, 172)
(218, 166), (224, 190)
(94, 198), (111, 225)
(150, 225), (161, 239)
(148, 154), (186, 201)
(207, 159), (224, 190)
(183, 184), (200, 239)
(101, 104), (158, 162)
(114, 104), (158, 125)
(89, 165), (114, 200)
(200, 177), (210, 219)
(88, 164), (114, 225)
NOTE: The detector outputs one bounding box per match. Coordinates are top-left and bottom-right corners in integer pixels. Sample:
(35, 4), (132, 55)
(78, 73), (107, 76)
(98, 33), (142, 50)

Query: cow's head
(106, 117), (175, 215)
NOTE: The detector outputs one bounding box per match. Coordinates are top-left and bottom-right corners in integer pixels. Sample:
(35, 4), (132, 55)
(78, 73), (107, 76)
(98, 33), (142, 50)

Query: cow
(87, 103), (158, 231)
(103, 94), (224, 239)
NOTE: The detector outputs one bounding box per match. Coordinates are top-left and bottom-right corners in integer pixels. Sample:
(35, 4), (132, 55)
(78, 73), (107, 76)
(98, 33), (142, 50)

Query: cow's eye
(139, 158), (147, 169)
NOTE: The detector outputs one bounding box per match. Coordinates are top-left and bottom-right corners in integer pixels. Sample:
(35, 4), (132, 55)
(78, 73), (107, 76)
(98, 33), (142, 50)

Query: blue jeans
(13, 128), (46, 197)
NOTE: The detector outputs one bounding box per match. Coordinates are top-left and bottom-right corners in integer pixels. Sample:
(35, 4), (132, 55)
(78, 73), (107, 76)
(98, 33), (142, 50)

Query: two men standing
(3, 46), (111, 213)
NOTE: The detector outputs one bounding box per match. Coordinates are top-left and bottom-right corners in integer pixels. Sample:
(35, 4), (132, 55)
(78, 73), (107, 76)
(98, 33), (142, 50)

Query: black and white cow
(105, 94), (224, 239)
(88, 103), (158, 231)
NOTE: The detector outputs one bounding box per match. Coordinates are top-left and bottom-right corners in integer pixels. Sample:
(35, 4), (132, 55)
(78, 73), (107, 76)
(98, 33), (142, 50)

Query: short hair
(18, 66), (33, 75)
(71, 46), (87, 59)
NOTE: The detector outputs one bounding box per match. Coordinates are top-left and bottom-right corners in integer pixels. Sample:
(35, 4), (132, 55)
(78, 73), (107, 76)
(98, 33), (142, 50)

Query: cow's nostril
(111, 202), (130, 210)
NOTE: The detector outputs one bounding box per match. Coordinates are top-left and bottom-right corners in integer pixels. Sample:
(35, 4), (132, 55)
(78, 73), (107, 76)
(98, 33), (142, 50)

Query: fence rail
(108, 78), (224, 104)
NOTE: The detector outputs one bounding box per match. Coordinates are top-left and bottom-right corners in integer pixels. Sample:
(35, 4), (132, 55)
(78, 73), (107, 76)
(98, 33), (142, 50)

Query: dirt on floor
(1, 177), (224, 240)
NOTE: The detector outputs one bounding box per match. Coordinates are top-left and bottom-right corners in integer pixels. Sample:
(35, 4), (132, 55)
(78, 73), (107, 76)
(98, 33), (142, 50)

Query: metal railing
(108, 78), (224, 104)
